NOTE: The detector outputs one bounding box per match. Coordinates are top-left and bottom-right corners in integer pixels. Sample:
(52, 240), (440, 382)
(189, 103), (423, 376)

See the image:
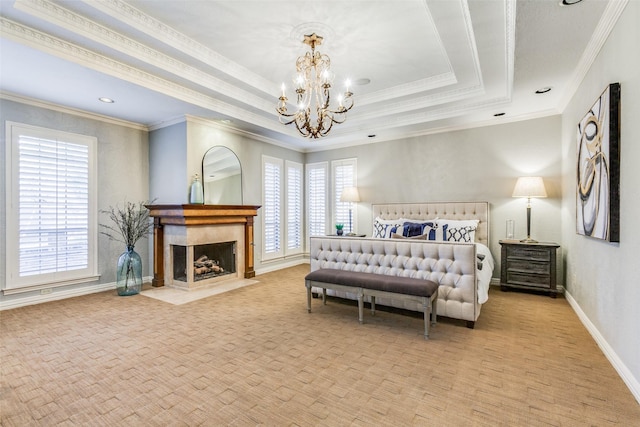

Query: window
(306, 162), (328, 238)
(286, 161), (303, 255)
(262, 156), (282, 260)
(5, 122), (98, 291)
(332, 158), (357, 232)
(262, 156), (304, 261)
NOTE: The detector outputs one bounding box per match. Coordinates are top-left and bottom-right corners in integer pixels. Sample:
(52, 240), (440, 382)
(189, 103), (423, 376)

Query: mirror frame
(201, 146), (243, 205)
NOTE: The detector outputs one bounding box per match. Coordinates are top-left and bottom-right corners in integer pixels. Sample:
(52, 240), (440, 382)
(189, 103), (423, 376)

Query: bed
(311, 201), (494, 327)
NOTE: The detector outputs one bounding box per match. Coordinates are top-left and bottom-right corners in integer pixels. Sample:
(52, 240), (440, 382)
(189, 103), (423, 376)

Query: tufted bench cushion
(305, 269), (439, 339)
(305, 269), (438, 297)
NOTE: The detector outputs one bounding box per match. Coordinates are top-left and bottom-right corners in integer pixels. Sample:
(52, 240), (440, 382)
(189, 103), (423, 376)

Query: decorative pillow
(372, 217), (406, 239)
(437, 219), (480, 242)
(445, 225), (477, 242)
(401, 221), (438, 239)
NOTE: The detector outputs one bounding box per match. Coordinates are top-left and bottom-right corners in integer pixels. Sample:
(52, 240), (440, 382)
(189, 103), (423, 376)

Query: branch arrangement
(100, 201), (153, 248)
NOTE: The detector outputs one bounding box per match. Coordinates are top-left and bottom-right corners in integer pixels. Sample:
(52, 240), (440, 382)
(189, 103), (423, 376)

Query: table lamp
(512, 176), (547, 243)
(340, 187), (360, 235)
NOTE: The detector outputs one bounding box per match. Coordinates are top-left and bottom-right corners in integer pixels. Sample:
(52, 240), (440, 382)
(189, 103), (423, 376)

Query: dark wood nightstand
(499, 240), (560, 298)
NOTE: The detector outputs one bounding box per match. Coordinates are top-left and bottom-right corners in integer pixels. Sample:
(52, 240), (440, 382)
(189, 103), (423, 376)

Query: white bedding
(476, 243), (494, 304)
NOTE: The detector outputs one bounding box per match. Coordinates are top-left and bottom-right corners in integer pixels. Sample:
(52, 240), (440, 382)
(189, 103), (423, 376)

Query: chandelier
(276, 33), (354, 139)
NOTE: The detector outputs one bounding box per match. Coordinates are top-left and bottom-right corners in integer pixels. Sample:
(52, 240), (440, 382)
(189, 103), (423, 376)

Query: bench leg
(322, 288), (327, 305)
(371, 295), (376, 315)
(357, 291), (364, 324)
(422, 298), (430, 340)
(306, 281), (312, 313)
(431, 292), (438, 325)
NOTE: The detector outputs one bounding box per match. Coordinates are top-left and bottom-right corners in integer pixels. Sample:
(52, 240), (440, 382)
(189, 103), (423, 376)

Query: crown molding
(304, 106), (560, 153)
(0, 91), (148, 130)
(459, 0), (485, 88)
(147, 115), (188, 132)
(358, 72), (457, 106)
(14, 0), (274, 114)
(183, 115), (306, 153)
(504, 0), (517, 99)
(81, 0), (274, 96)
(0, 17), (286, 136)
(557, 0), (628, 112)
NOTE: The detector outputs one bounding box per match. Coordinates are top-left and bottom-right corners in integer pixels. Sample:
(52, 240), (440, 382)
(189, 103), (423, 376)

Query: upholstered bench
(305, 269), (439, 339)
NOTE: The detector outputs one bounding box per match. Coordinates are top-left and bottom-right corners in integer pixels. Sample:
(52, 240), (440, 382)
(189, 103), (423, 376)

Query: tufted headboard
(372, 201), (490, 247)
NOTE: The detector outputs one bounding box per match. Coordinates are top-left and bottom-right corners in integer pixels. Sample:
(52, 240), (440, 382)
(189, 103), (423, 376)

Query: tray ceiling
(0, 0), (620, 151)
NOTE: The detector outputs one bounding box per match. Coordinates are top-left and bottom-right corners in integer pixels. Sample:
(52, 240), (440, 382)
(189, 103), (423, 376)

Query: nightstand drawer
(499, 240), (560, 297)
(507, 259), (550, 275)
(507, 271), (551, 289)
(507, 246), (550, 261)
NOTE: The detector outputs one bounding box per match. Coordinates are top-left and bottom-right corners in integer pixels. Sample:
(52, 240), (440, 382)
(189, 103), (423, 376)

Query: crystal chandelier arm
(276, 33), (353, 139)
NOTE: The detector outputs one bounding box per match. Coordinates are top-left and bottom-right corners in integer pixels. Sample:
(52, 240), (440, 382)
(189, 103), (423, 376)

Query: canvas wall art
(576, 82), (620, 242)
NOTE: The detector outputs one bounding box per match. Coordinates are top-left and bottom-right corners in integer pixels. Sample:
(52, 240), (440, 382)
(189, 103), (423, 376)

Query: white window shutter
(306, 162), (328, 238)
(286, 161), (303, 254)
(262, 156), (283, 259)
(332, 159), (357, 233)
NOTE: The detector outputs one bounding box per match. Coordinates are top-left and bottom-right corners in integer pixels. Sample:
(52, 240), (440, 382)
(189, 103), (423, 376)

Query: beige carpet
(140, 278), (259, 305)
(1, 264), (639, 426)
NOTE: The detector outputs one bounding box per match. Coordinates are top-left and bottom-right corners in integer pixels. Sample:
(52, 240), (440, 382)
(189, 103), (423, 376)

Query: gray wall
(149, 118), (306, 273)
(560, 0), (640, 397)
(306, 115), (564, 276)
(0, 99), (150, 306)
(149, 121), (187, 203)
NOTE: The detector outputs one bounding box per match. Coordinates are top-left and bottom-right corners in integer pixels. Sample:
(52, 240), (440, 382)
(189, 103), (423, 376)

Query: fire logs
(191, 254), (224, 277)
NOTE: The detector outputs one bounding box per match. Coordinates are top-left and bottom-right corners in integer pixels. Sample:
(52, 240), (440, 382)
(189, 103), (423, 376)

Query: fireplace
(146, 205), (260, 289)
(172, 241), (236, 283)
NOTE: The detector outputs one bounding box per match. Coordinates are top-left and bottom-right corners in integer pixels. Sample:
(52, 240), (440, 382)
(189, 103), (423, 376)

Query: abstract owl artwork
(576, 83), (621, 242)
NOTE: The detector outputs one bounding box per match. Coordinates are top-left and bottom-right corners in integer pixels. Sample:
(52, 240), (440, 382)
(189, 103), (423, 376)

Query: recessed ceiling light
(560, 0), (583, 5)
(355, 78), (371, 86)
(494, 112), (505, 117)
(535, 87), (552, 94)
(98, 97), (115, 103)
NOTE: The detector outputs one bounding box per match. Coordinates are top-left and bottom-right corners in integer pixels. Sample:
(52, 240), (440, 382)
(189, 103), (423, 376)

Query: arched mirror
(201, 146), (243, 205)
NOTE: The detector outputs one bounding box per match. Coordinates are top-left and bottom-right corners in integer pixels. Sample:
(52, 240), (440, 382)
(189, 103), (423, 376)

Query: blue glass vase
(116, 246), (142, 296)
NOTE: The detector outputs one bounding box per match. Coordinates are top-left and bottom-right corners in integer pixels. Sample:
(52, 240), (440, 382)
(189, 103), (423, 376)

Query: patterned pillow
(445, 225), (477, 242)
(372, 217), (405, 239)
(437, 219), (480, 242)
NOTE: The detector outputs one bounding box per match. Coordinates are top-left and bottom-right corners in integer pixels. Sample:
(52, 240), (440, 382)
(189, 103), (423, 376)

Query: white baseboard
(255, 258), (308, 276)
(0, 276), (153, 311)
(565, 290), (640, 405)
(1, 282), (113, 311)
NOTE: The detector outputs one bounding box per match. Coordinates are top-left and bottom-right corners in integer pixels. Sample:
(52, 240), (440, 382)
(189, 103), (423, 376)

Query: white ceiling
(0, 0), (618, 151)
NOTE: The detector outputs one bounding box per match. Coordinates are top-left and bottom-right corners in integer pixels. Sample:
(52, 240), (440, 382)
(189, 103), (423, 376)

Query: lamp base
(520, 237), (538, 243)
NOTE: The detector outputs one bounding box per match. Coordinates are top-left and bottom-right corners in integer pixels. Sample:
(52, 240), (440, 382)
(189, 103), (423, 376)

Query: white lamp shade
(340, 187), (360, 203)
(512, 177), (547, 198)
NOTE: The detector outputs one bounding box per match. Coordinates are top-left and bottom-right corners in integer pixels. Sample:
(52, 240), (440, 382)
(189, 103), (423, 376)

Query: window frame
(5, 121), (99, 292)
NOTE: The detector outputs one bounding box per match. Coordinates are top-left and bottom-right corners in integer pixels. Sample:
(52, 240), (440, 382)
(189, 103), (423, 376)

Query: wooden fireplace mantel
(146, 204), (261, 287)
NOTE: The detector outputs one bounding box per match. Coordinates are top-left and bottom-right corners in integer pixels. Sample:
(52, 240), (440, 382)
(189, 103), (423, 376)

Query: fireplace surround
(146, 204), (260, 289)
